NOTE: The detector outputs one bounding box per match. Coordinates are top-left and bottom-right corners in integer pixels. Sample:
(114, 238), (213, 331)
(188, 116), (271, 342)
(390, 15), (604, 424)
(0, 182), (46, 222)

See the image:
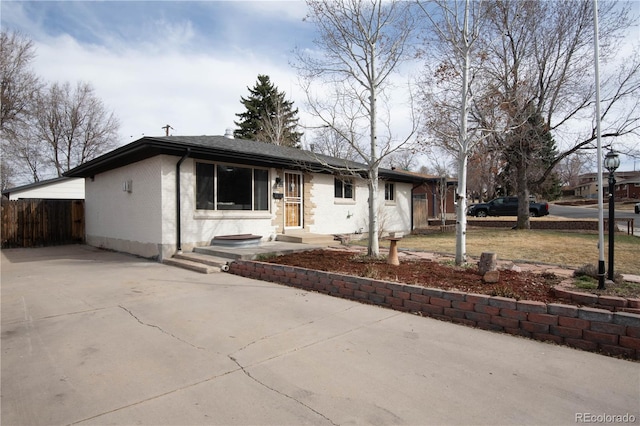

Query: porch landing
(164, 232), (339, 274)
(275, 231), (339, 245)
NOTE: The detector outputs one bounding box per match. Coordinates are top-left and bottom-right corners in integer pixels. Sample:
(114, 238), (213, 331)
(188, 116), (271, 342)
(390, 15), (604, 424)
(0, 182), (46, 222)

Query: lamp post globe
(604, 150), (620, 173)
(603, 149), (619, 286)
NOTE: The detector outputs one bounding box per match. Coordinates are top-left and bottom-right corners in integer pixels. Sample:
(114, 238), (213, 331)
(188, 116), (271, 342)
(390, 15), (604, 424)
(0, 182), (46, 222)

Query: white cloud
(31, 33), (308, 142)
(1, 0), (316, 146)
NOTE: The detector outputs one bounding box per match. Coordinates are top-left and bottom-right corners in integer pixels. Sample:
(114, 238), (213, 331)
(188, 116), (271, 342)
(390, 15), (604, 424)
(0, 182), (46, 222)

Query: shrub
(574, 263), (624, 284)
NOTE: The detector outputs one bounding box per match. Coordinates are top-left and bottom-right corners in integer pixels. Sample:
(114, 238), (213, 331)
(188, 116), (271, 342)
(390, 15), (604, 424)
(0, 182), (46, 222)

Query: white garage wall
(8, 178), (85, 200)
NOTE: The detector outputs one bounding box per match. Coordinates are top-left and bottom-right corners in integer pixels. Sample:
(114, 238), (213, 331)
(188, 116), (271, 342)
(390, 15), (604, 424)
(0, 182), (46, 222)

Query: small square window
(385, 183), (395, 201)
(335, 178), (354, 199)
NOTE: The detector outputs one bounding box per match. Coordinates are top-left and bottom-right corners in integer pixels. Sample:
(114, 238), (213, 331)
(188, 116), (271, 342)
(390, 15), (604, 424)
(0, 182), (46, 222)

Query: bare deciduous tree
(1, 31), (120, 185)
(35, 81), (120, 177)
(255, 93), (302, 147)
(381, 148), (419, 171)
(307, 125), (360, 162)
(416, 0), (489, 264)
(0, 30), (44, 187)
(0, 30), (42, 137)
(295, 0), (419, 256)
(466, 140), (502, 202)
(475, 0), (639, 227)
(555, 152), (594, 188)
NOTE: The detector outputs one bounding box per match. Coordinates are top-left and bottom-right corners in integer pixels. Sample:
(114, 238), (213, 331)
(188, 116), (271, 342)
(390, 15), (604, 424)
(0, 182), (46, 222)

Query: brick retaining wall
(426, 219), (634, 232)
(229, 260), (640, 360)
(469, 220), (601, 230)
(552, 287), (640, 314)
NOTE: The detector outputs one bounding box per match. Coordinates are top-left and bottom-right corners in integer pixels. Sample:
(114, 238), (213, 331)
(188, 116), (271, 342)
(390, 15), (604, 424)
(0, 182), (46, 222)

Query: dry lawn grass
(374, 229), (640, 275)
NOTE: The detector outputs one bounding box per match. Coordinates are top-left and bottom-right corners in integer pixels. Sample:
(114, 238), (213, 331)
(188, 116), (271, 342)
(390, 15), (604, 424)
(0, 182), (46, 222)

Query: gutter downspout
(176, 148), (190, 254)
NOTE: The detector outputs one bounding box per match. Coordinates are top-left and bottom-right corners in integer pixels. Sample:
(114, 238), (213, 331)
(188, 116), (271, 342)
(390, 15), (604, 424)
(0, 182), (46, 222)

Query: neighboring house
(614, 177), (640, 199)
(2, 177), (85, 200)
(573, 171), (640, 199)
(65, 135), (425, 261)
(399, 171), (457, 227)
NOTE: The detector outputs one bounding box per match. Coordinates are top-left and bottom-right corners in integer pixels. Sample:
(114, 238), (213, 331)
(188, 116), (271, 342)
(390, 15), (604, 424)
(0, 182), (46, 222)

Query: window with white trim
(196, 162), (269, 211)
(385, 182), (395, 201)
(334, 177), (354, 199)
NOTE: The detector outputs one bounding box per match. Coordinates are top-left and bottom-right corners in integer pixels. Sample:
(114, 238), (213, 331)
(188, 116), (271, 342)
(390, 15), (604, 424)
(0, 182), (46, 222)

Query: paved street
(1, 245), (638, 425)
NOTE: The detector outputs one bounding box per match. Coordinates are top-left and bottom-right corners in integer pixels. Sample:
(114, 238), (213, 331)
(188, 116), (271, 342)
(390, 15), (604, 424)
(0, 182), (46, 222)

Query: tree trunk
(367, 41), (380, 257)
(516, 158), (530, 229)
(455, 1), (471, 266)
(368, 169), (379, 257)
(455, 151), (468, 264)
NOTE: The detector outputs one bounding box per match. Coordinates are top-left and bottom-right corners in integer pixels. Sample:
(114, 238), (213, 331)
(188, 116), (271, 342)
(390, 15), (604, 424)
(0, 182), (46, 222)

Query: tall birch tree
(416, 0), (488, 265)
(295, 0), (418, 257)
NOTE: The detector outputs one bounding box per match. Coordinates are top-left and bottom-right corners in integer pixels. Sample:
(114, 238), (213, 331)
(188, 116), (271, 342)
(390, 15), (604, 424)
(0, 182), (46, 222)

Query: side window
(385, 182), (395, 201)
(334, 178), (354, 199)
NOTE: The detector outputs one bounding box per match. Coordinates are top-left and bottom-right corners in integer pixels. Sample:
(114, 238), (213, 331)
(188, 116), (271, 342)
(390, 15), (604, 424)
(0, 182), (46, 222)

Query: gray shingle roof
(65, 135), (424, 183)
(160, 135), (366, 171)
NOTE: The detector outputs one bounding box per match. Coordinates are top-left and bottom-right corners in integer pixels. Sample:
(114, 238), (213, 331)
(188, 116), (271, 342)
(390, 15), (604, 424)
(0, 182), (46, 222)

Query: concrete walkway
(2, 245), (638, 425)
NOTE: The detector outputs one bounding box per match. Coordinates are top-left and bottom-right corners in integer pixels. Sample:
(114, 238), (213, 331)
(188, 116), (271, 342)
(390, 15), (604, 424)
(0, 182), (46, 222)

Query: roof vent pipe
(224, 128), (234, 139)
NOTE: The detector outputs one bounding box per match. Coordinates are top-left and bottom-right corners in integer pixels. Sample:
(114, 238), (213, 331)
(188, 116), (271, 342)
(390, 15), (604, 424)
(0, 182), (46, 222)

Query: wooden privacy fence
(1, 199), (84, 248)
(412, 195), (429, 229)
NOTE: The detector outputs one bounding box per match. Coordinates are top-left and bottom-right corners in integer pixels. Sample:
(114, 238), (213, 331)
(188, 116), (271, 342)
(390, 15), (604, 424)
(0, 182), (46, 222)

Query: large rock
(478, 252), (498, 275)
(483, 270), (500, 283)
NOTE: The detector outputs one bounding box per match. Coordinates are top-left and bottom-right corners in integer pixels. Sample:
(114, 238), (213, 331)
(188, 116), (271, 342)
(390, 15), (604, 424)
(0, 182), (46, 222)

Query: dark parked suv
(467, 197), (550, 217)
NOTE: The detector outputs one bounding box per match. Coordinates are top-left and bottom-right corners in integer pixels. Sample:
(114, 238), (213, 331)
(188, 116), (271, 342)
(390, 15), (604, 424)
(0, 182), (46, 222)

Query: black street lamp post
(603, 149), (620, 286)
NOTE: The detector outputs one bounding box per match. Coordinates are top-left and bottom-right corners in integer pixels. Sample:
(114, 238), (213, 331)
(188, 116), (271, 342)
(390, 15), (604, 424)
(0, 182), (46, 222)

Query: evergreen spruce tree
(234, 75), (302, 147)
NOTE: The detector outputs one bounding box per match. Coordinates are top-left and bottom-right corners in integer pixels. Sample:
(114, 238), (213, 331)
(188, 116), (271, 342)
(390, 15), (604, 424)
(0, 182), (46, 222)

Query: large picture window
(196, 162), (269, 211)
(334, 177), (354, 199)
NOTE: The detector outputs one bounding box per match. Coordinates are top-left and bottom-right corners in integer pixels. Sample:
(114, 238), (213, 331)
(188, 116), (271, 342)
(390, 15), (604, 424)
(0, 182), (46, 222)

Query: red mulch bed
(265, 249), (563, 303)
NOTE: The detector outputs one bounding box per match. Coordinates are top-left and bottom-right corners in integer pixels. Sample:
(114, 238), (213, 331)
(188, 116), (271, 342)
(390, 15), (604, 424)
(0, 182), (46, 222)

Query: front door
(284, 172), (302, 228)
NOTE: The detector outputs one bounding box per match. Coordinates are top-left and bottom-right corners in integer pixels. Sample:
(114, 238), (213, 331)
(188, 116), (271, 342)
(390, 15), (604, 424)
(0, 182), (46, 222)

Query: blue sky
(1, 1), (317, 142)
(2, 1), (638, 172)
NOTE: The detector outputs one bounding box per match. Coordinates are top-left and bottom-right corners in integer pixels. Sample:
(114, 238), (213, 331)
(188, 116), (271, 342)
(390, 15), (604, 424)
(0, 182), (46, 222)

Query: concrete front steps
(163, 232), (338, 274)
(162, 251), (232, 274)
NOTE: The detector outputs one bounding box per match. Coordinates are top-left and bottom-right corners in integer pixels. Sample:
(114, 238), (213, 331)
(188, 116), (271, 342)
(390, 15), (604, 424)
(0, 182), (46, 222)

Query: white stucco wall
(84, 153), (413, 260)
(8, 178), (85, 200)
(308, 174), (412, 236)
(85, 156), (165, 259)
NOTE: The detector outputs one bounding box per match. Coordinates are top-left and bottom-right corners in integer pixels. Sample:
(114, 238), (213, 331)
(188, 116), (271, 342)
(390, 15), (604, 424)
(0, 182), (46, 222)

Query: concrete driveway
(2, 245), (638, 425)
